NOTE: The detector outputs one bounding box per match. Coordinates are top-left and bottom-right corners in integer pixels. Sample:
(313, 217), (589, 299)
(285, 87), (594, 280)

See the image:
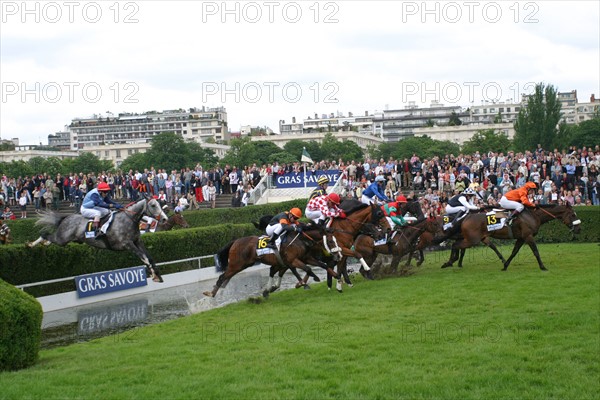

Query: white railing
(247, 173), (271, 205)
(15, 255), (215, 291)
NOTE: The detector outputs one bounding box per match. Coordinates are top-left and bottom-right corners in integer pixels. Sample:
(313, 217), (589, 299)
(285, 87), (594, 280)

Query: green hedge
(0, 223), (259, 288)
(5, 200), (307, 245)
(0, 279), (42, 371)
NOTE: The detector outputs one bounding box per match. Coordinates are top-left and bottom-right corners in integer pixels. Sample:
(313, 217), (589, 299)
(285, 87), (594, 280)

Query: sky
(1, 0), (599, 145)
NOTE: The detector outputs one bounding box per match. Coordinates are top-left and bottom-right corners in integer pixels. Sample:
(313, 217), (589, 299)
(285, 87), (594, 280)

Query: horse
(27, 197), (169, 282)
(141, 211), (189, 233)
(437, 204), (581, 270)
(349, 199), (425, 271)
(0, 223), (12, 244)
(204, 223), (339, 298)
(327, 200), (391, 292)
(251, 216), (341, 294)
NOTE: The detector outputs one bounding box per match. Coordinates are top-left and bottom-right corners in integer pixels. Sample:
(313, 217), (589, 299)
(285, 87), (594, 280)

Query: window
(116, 150), (121, 158)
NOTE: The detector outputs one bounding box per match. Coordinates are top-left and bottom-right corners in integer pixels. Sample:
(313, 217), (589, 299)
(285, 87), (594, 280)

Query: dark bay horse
(328, 200), (391, 292)
(27, 197), (168, 282)
(141, 211), (189, 233)
(439, 204), (581, 270)
(353, 217), (439, 273)
(252, 216), (340, 294)
(204, 223), (338, 298)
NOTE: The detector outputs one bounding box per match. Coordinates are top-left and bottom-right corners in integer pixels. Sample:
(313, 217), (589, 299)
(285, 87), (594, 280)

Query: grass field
(1, 243), (599, 399)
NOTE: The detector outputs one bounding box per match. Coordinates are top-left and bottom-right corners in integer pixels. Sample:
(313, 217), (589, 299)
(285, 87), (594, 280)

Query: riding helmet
(97, 182), (111, 192)
(327, 192), (341, 204)
(396, 195), (408, 203)
(290, 207), (302, 219)
(317, 176), (330, 186)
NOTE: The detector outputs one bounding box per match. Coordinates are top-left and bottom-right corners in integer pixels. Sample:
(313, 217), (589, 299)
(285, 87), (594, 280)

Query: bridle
(537, 205), (581, 231)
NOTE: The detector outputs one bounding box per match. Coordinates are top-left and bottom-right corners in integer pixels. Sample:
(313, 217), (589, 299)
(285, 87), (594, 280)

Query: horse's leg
(502, 239), (525, 271)
(480, 237), (506, 266)
(128, 240), (163, 283)
(441, 244), (461, 268)
(204, 272), (232, 297)
(262, 265), (278, 297)
(27, 236), (46, 247)
(458, 248), (466, 268)
(416, 250), (425, 267)
(524, 238), (548, 271)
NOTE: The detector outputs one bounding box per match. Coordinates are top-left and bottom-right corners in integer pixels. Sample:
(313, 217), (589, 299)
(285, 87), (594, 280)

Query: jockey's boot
(450, 210), (465, 228)
(508, 210), (520, 226)
(267, 234), (279, 248)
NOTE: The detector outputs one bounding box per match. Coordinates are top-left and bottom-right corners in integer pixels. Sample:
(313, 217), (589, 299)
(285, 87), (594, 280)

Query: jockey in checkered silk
(305, 192), (346, 227)
(309, 176), (329, 200)
(500, 181), (537, 223)
(81, 182), (123, 238)
(383, 195), (408, 230)
(266, 207), (302, 247)
(445, 187), (479, 228)
(361, 174), (390, 204)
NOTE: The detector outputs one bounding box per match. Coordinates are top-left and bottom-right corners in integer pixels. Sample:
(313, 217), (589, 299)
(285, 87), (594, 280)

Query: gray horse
(27, 197), (168, 283)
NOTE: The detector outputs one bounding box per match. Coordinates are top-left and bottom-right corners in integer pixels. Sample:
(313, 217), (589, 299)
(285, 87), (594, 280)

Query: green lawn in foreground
(1, 243), (599, 400)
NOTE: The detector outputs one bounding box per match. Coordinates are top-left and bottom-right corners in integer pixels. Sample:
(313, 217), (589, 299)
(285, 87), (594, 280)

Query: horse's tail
(34, 211), (67, 235)
(252, 215), (273, 231)
(214, 240), (235, 272)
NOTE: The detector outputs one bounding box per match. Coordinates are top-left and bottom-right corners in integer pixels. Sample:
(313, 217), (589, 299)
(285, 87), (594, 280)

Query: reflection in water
(41, 266), (328, 349)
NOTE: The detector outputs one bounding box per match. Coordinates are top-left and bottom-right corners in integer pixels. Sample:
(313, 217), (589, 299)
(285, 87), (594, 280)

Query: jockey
(445, 187), (480, 228)
(383, 195), (408, 230)
(361, 175), (390, 205)
(309, 176), (329, 200)
(305, 192), (346, 227)
(81, 182), (123, 238)
(266, 207), (303, 247)
(500, 181), (537, 224)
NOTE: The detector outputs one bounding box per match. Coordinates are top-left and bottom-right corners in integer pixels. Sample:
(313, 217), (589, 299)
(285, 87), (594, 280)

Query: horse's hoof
(313, 276), (321, 282)
(262, 290), (270, 298)
(303, 284), (311, 290)
(540, 267), (548, 271)
(269, 286), (279, 293)
(295, 282), (303, 289)
(153, 277), (164, 283)
(202, 291), (214, 297)
(441, 264), (450, 269)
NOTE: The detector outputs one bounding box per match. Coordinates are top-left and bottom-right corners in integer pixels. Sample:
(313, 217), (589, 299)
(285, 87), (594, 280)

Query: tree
(448, 111), (462, 126)
(0, 160), (33, 178)
(145, 132), (190, 170)
(119, 152), (149, 173)
(188, 142), (219, 167)
(253, 141), (283, 165)
(514, 83), (563, 151)
(71, 152), (112, 174)
(221, 137), (257, 168)
(564, 116), (600, 149)
(374, 136), (460, 161)
(461, 129), (512, 155)
(283, 140), (322, 163)
(268, 151), (298, 165)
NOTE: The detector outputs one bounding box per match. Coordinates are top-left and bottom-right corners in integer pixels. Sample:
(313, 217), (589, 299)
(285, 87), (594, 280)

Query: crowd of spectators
(0, 144), (598, 220)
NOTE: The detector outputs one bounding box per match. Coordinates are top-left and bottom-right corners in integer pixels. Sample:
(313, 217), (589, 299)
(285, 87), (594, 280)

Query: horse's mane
(340, 199), (368, 214)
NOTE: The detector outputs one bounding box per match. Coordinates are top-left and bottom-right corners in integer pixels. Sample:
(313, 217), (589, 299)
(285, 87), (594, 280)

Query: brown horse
(353, 217), (440, 273)
(203, 223), (338, 298)
(327, 200), (391, 292)
(142, 212), (189, 232)
(438, 204), (581, 270)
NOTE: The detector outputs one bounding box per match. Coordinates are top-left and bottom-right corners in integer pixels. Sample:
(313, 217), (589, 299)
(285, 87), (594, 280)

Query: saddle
(84, 212), (116, 239)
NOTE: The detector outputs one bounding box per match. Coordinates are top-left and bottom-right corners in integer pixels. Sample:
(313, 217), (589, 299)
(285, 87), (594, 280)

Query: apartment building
(68, 107), (228, 150)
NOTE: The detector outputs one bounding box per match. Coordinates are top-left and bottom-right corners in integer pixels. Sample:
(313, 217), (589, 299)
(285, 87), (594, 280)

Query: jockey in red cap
(305, 192), (345, 227)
